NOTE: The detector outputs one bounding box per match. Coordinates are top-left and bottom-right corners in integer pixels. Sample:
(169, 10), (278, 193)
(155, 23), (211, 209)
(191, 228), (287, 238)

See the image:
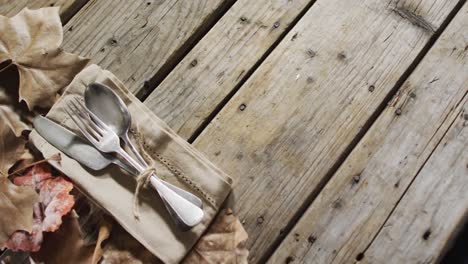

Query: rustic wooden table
(1, 0), (467, 263)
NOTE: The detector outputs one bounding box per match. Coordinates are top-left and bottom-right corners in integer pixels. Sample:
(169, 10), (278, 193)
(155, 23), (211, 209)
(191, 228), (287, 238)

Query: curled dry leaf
(184, 209), (249, 264)
(0, 176), (38, 246)
(4, 164), (75, 252)
(32, 212), (96, 264)
(0, 115), (26, 176)
(0, 105), (29, 136)
(101, 223), (161, 264)
(0, 7), (89, 110)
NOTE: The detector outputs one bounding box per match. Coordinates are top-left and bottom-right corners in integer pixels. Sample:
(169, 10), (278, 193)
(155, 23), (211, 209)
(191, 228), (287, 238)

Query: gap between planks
(0, 0), (89, 24)
(191, 0), (464, 262)
(268, 1), (467, 262)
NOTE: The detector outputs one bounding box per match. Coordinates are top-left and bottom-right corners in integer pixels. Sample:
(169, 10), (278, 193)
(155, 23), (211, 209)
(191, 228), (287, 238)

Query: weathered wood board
(0, 0), (88, 22)
(61, 0), (235, 96)
(269, 2), (468, 263)
(144, 0), (315, 139)
(191, 0), (462, 262)
(364, 103), (468, 264)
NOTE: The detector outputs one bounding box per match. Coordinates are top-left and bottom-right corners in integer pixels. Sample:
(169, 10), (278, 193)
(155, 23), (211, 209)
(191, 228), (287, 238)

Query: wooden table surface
(1, 0), (467, 263)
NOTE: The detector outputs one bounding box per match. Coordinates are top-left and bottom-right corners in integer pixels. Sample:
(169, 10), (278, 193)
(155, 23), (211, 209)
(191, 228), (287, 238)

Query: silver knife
(33, 116), (202, 209)
(33, 115), (137, 174)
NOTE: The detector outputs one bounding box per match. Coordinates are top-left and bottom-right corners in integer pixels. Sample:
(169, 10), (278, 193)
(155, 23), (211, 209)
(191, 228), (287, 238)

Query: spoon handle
(123, 134), (203, 208)
(116, 147), (204, 228)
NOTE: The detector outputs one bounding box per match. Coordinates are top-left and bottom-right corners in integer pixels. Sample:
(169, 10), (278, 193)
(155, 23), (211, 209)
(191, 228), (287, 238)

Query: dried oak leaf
(4, 164), (75, 252)
(0, 7), (89, 110)
(0, 176), (38, 246)
(184, 209), (249, 264)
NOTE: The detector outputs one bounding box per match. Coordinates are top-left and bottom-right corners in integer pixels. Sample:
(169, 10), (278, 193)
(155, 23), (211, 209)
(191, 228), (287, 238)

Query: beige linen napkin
(29, 65), (233, 263)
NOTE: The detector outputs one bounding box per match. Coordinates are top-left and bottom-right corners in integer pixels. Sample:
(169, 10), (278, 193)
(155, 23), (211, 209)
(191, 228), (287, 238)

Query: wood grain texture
(0, 0), (88, 22)
(363, 10), (468, 264)
(61, 0), (234, 96)
(364, 103), (468, 264)
(143, 0), (314, 139)
(269, 3), (468, 263)
(191, 0), (461, 262)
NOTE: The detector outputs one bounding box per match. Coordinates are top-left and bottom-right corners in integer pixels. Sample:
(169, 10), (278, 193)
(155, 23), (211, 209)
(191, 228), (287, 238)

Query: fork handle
(116, 148), (204, 228)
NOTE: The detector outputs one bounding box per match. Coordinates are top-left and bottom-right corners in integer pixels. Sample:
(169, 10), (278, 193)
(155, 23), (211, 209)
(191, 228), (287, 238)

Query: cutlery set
(33, 83), (204, 230)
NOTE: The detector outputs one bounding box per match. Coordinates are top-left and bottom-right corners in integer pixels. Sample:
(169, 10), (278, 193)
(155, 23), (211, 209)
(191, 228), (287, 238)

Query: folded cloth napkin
(29, 64), (233, 263)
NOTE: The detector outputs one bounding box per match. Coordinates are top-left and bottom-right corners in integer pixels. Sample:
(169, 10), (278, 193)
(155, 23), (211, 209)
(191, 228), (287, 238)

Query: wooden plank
(364, 103), (468, 264)
(191, 0), (462, 262)
(0, 0), (88, 22)
(143, 0), (315, 139)
(61, 0), (235, 96)
(269, 3), (468, 263)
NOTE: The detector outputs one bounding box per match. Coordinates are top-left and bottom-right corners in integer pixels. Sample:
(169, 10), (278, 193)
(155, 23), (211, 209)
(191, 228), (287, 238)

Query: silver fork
(65, 97), (204, 229)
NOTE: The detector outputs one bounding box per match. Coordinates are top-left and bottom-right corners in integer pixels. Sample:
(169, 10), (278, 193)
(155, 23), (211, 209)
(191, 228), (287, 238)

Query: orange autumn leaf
(4, 164), (75, 252)
(0, 7), (89, 110)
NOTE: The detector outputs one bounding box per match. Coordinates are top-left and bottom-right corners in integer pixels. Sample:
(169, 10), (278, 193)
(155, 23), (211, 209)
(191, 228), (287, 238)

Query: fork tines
(65, 97), (104, 144)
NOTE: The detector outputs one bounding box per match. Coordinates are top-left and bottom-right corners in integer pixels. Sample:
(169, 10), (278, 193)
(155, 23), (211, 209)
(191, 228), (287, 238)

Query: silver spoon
(84, 82), (203, 208)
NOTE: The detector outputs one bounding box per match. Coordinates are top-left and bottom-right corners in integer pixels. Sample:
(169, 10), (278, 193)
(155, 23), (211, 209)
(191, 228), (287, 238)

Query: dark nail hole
(395, 108), (402, 115)
(333, 199), (342, 209)
(356, 252), (365, 261)
(368, 85), (375, 92)
(239, 103), (246, 111)
(291, 33), (298, 41)
(285, 256), (295, 263)
(257, 216), (264, 224)
(273, 21), (280, 28)
(240, 16), (247, 22)
(422, 229), (431, 240)
(308, 235), (316, 244)
(294, 233), (300, 241)
(307, 49), (316, 58)
(352, 175), (361, 184)
(190, 59), (198, 67)
(337, 52), (347, 60)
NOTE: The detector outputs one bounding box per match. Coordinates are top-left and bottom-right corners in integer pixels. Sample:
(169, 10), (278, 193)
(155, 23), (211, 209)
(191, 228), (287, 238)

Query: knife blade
(33, 115), (137, 174)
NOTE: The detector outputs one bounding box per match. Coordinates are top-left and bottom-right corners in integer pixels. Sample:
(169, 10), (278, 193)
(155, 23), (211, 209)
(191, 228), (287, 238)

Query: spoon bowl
(84, 82), (203, 209)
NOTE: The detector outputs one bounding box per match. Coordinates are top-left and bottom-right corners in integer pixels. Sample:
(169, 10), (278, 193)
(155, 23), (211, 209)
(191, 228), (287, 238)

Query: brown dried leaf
(184, 209), (249, 264)
(0, 7), (89, 110)
(0, 176), (38, 245)
(32, 212), (95, 264)
(91, 217), (113, 264)
(0, 105), (29, 136)
(0, 113), (26, 176)
(4, 164), (75, 252)
(101, 223), (161, 264)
